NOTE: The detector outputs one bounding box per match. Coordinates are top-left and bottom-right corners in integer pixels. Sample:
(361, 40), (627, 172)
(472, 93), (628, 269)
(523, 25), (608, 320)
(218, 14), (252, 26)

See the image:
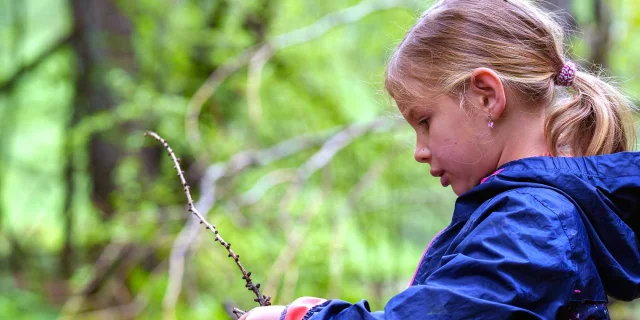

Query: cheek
(431, 125), (484, 164)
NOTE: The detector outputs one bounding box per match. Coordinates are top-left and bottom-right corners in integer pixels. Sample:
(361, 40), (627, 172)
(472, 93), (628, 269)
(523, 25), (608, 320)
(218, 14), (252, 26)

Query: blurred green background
(1, 0), (639, 319)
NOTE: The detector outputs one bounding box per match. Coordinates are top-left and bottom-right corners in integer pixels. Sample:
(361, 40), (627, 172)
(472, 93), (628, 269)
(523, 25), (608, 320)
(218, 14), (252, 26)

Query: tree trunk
(539, 0), (611, 69)
(589, 0), (611, 69)
(61, 0), (137, 279)
(68, 0), (135, 219)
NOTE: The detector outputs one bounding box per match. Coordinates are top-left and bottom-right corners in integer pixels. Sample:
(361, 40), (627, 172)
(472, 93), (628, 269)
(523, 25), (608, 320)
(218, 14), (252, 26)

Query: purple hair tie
(555, 61), (577, 87)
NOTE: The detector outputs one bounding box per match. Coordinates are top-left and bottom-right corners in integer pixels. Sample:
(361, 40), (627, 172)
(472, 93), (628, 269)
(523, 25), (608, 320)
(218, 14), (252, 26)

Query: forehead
(398, 91), (449, 119)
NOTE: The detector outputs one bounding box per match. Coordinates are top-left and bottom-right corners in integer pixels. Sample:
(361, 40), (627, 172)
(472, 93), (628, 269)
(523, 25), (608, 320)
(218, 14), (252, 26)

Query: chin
(450, 184), (461, 196)
(451, 183), (470, 196)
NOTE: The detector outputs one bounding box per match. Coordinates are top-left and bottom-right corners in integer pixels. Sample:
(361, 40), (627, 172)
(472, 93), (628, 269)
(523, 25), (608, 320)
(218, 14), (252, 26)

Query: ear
(469, 68), (507, 120)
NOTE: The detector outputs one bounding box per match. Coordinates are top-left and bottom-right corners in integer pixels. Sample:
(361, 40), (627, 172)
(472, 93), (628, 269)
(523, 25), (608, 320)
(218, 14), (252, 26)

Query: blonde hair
(385, 0), (636, 156)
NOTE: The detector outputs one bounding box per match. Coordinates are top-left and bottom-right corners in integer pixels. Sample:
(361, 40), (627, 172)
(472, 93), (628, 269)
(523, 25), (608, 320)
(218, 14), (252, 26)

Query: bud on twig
(144, 131), (271, 317)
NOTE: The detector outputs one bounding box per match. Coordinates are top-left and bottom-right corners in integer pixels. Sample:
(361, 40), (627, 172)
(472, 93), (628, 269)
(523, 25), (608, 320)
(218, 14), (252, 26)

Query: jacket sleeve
(288, 190), (579, 320)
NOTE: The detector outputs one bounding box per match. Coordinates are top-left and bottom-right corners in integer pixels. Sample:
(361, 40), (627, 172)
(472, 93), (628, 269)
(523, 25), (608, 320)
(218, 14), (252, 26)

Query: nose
(414, 145), (431, 163)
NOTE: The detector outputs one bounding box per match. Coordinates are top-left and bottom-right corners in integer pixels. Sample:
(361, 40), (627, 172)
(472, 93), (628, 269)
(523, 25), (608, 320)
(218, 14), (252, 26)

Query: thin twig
(144, 131), (271, 309)
(233, 307), (247, 318)
(162, 118), (396, 311)
(162, 133), (328, 312)
(163, 164), (224, 311)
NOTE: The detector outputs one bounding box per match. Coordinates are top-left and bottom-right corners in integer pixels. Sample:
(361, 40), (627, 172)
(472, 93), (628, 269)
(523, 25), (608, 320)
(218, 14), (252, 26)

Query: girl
(241, 0), (640, 319)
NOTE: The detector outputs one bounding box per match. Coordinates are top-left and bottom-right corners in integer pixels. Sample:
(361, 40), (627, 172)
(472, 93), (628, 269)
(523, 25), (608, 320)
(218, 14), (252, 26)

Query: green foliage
(1, 0), (640, 319)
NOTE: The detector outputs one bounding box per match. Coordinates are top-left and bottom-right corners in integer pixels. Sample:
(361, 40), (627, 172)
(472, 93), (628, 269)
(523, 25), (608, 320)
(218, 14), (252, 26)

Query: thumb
(239, 306), (286, 320)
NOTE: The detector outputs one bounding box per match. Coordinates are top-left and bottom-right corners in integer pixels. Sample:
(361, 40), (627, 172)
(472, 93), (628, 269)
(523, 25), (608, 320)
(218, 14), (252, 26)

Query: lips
(440, 174), (449, 187)
(430, 169), (444, 178)
(430, 169), (449, 187)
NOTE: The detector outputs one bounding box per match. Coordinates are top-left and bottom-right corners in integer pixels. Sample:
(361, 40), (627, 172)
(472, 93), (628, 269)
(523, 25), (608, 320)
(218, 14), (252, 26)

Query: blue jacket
(301, 152), (640, 319)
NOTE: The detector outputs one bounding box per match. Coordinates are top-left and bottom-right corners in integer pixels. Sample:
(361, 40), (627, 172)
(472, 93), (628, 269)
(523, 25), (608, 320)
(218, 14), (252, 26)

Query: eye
(418, 117), (430, 127)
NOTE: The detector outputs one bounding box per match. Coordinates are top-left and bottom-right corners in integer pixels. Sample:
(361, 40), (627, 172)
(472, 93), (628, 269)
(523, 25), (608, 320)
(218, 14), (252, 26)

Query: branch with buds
(144, 131), (270, 318)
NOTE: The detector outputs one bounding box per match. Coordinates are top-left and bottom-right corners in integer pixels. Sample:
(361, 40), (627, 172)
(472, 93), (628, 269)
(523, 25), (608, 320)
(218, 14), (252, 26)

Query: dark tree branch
(0, 32), (74, 92)
(589, 0), (611, 69)
(59, 0), (90, 281)
(81, 244), (134, 295)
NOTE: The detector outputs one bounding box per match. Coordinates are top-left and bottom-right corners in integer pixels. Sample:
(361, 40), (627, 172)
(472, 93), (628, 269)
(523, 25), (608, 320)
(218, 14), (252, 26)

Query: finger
(240, 306), (286, 320)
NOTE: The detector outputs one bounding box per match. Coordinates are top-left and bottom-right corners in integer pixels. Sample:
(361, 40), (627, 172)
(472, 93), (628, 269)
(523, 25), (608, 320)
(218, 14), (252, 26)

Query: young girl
(241, 0), (640, 319)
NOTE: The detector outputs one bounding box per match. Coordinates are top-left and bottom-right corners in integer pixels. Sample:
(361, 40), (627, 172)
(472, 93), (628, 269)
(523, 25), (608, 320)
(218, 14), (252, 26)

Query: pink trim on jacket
(480, 168), (505, 184)
(409, 166), (511, 287)
(409, 228), (445, 287)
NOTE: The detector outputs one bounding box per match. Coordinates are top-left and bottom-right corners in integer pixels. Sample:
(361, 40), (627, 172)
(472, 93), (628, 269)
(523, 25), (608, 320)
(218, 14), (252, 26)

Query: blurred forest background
(1, 0), (639, 319)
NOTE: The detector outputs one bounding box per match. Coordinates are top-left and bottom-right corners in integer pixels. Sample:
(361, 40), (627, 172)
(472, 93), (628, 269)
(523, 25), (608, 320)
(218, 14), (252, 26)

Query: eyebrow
(404, 105), (430, 120)
(401, 106), (418, 120)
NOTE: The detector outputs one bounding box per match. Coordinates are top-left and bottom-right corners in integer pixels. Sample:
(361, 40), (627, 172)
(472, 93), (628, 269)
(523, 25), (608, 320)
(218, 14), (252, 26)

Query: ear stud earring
(488, 116), (494, 129)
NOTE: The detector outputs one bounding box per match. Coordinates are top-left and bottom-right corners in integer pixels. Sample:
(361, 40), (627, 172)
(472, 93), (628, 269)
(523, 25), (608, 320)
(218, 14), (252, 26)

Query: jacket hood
(466, 152), (640, 301)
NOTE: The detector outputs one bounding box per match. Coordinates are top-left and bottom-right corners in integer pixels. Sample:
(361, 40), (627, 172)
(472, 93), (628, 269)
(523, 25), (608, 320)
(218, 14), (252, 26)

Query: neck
(496, 109), (549, 168)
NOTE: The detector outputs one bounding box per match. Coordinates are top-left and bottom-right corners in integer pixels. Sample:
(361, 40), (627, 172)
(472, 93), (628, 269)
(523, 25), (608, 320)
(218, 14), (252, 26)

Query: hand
(238, 305), (286, 320)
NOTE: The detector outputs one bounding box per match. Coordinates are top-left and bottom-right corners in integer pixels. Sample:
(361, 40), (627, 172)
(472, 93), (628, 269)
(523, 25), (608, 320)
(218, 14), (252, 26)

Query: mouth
(429, 169), (449, 187)
(440, 174), (450, 187)
(430, 169), (450, 187)
(430, 169), (444, 178)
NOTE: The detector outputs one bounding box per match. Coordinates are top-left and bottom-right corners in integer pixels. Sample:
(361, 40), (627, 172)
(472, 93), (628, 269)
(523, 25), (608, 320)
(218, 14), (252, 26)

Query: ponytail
(545, 69), (637, 156)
